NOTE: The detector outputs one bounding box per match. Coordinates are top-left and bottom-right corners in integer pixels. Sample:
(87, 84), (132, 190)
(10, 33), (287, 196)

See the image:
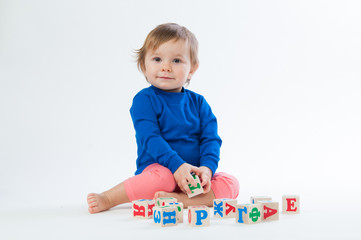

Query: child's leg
(154, 172), (239, 208)
(210, 172), (240, 199)
(87, 182), (129, 214)
(87, 163), (176, 214)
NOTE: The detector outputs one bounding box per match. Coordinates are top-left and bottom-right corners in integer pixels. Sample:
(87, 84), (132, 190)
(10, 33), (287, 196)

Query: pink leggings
(124, 163), (239, 201)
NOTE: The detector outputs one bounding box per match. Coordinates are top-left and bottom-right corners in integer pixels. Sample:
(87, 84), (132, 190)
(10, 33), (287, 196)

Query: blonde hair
(135, 23), (199, 77)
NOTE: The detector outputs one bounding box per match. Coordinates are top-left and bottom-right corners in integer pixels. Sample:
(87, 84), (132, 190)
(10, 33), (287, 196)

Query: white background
(1, 0), (361, 239)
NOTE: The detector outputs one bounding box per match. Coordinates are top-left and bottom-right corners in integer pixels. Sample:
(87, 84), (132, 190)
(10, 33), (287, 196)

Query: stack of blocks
(149, 197), (184, 227)
(131, 194), (300, 227)
(236, 196), (279, 224)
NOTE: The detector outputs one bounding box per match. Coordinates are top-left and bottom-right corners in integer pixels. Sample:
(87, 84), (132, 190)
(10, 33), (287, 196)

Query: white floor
(1, 200), (360, 240)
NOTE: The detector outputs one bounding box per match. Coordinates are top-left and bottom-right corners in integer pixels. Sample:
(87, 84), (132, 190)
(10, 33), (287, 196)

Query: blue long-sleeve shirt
(130, 85), (222, 176)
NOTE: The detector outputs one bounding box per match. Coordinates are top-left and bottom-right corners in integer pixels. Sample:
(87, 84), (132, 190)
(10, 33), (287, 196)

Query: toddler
(87, 23), (239, 214)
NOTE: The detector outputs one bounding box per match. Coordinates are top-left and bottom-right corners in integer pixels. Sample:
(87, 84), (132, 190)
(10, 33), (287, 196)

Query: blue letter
(237, 207), (247, 223)
(195, 210), (208, 226)
(163, 210), (176, 225)
(154, 210), (161, 224)
(214, 201), (223, 217)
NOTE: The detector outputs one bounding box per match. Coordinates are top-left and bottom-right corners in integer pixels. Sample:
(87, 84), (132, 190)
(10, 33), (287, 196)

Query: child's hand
(198, 166), (212, 194)
(173, 163), (200, 195)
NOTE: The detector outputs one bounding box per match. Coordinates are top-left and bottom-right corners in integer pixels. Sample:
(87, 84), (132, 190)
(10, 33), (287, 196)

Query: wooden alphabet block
(153, 206), (178, 227)
(213, 198), (237, 218)
(156, 197), (177, 207)
(282, 195), (300, 214)
(132, 199), (155, 218)
(187, 174), (204, 198)
(173, 202), (184, 223)
(235, 204), (262, 224)
(259, 200), (279, 221)
(188, 206), (210, 227)
(250, 196), (272, 204)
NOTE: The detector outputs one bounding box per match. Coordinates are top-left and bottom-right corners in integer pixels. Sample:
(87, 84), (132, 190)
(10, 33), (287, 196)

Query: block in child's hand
(259, 200), (279, 221)
(187, 174), (204, 198)
(236, 204), (262, 224)
(213, 198), (237, 218)
(188, 206), (210, 227)
(132, 199), (155, 218)
(282, 195), (300, 214)
(153, 206), (178, 227)
(250, 196), (272, 204)
(156, 197), (177, 207)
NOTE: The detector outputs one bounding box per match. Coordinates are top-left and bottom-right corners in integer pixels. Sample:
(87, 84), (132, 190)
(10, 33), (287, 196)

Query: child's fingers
(190, 166), (200, 176)
(187, 174), (198, 190)
(180, 176), (193, 195)
(200, 174), (210, 186)
(200, 175), (207, 186)
(203, 183), (211, 193)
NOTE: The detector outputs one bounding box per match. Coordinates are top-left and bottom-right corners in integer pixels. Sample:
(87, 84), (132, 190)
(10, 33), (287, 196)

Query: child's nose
(161, 62), (172, 72)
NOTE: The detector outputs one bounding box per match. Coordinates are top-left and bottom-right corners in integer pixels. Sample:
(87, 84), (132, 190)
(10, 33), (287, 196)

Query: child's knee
(147, 164), (177, 192)
(211, 172), (239, 199)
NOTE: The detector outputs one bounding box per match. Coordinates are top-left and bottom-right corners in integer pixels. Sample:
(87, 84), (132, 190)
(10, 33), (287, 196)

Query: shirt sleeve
(130, 92), (186, 174)
(198, 96), (222, 176)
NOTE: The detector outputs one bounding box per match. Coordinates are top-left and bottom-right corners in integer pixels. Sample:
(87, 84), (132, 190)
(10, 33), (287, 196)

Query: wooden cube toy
(259, 200), (279, 221)
(132, 199), (155, 218)
(173, 202), (184, 223)
(156, 197), (177, 207)
(250, 196), (272, 204)
(187, 174), (204, 198)
(153, 206), (178, 227)
(213, 198), (237, 218)
(236, 204), (262, 224)
(188, 206), (210, 227)
(282, 195), (300, 214)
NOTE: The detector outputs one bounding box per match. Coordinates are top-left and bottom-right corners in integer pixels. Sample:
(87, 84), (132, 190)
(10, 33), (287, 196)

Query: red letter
(225, 203), (236, 216)
(264, 205), (278, 219)
(148, 203), (155, 216)
(133, 203), (146, 217)
(286, 198), (297, 212)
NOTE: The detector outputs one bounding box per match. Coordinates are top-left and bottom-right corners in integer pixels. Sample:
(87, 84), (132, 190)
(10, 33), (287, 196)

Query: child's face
(143, 39), (197, 92)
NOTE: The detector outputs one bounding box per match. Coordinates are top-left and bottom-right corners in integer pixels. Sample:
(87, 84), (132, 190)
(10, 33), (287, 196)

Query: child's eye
(173, 58), (181, 63)
(153, 57), (161, 62)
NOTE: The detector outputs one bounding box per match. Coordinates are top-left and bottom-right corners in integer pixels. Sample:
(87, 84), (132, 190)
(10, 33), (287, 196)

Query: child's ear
(188, 64), (199, 79)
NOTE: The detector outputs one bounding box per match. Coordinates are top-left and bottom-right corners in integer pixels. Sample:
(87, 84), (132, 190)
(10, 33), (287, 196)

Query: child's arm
(198, 96), (222, 177)
(130, 93), (186, 173)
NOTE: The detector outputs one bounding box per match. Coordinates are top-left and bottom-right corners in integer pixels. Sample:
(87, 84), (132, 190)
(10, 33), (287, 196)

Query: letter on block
(153, 206), (178, 227)
(213, 198), (237, 218)
(236, 204), (262, 224)
(282, 195), (300, 214)
(188, 206), (210, 227)
(259, 200), (279, 221)
(250, 196), (272, 204)
(132, 199), (155, 218)
(156, 197), (177, 207)
(187, 174), (204, 198)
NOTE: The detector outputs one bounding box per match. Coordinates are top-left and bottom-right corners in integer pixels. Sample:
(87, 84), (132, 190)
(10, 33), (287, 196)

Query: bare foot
(87, 193), (112, 214)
